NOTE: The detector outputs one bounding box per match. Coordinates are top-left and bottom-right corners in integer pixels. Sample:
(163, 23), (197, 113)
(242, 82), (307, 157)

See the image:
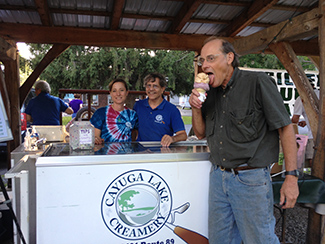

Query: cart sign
(101, 169), (173, 240)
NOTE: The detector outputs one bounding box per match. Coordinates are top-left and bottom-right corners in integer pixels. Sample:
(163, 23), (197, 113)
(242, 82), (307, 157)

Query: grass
(182, 116), (192, 125)
(62, 116), (72, 126)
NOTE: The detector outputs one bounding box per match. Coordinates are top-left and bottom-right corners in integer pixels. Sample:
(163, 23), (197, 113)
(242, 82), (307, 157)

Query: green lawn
(62, 116), (72, 126)
(182, 116), (192, 125)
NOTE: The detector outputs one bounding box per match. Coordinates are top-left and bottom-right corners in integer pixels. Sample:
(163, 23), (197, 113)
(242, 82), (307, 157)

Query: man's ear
(227, 52), (234, 65)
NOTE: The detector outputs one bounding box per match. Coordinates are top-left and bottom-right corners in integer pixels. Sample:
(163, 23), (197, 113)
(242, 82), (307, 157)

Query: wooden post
(3, 48), (21, 168)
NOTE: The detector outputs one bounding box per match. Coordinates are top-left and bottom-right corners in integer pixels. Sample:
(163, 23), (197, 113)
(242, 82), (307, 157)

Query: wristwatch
(285, 169), (299, 177)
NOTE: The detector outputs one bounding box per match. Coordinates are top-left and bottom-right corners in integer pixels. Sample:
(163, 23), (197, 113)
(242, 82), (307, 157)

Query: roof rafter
(233, 8), (320, 55)
(34, 0), (52, 26)
(168, 0), (203, 33)
(222, 0), (279, 37)
(110, 0), (125, 30)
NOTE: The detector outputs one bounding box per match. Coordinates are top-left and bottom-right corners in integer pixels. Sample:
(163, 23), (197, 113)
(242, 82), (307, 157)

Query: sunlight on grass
(62, 116), (72, 126)
(182, 116), (192, 125)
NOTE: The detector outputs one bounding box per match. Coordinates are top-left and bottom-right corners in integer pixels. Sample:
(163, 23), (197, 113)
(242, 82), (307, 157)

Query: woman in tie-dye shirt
(90, 79), (138, 144)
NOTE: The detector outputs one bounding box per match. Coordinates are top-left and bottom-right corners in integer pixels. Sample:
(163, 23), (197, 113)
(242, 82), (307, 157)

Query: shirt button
(220, 125), (223, 128)
(222, 158), (226, 161)
(220, 141), (222, 144)
(223, 95), (226, 98)
(222, 111), (225, 114)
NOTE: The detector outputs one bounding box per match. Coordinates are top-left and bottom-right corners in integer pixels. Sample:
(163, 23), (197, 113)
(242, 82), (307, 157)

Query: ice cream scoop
(194, 73), (210, 102)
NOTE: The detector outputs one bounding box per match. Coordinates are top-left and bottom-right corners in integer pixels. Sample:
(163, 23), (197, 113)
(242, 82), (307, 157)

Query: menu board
(0, 93), (13, 142)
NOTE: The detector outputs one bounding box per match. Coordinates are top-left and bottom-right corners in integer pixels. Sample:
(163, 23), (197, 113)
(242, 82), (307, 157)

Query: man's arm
(65, 107), (74, 114)
(278, 124), (299, 209)
(26, 114), (32, 122)
(291, 114), (299, 124)
(189, 89), (206, 139)
(160, 130), (187, 147)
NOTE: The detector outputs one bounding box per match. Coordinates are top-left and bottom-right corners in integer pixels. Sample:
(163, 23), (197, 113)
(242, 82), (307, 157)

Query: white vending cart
(36, 142), (211, 244)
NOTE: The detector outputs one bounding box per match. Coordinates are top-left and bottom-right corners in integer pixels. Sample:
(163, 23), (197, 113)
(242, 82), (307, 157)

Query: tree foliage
(28, 44), (195, 96)
(239, 53), (317, 71)
(25, 44), (316, 96)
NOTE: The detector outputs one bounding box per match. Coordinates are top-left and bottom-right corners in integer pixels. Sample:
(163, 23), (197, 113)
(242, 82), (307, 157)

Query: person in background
(25, 80), (73, 125)
(90, 78), (138, 144)
(189, 37), (298, 244)
(133, 73), (187, 147)
(69, 94), (83, 118)
(291, 80), (319, 166)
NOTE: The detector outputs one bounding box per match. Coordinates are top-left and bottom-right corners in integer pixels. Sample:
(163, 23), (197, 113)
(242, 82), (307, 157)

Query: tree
(28, 44), (195, 96)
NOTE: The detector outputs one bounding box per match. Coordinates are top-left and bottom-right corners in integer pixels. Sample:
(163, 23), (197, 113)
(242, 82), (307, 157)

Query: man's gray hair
(35, 80), (51, 94)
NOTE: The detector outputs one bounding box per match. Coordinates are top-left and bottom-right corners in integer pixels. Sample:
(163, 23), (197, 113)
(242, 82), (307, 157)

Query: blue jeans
(208, 165), (280, 244)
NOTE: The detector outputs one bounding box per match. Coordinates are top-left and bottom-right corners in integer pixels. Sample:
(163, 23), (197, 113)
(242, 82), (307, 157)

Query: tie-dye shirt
(90, 105), (138, 142)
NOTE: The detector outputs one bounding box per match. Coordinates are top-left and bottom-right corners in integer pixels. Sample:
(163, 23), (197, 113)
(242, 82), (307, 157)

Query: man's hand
(189, 89), (203, 109)
(298, 121), (306, 127)
(279, 175), (299, 209)
(161, 134), (174, 147)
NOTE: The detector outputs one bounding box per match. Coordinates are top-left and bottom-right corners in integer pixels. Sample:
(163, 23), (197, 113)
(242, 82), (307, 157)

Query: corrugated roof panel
(196, 23), (217, 35)
(120, 18), (136, 30)
(124, 0), (142, 14)
(78, 15), (91, 27)
(49, 0), (113, 12)
(137, 0), (162, 15)
(181, 22), (202, 34)
(257, 9), (300, 24)
(124, 0), (182, 16)
(3, 0), (35, 6)
(0, 10), (41, 24)
(146, 19), (170, 32)
(54, 13), (77, 27)
(193, 4), (244, 21)
(92, 16), (107, 28)
(156, 1), (183, 16)
(237, 26), (265, 37)
(279, 0), (318, 7)
(133, 19), (150, 31)
(52, 0), (76, 9)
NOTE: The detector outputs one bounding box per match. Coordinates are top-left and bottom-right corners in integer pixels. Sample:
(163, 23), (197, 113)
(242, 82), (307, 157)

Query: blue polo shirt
(133, 98), (185, 141)
(25, 92), (69, 125)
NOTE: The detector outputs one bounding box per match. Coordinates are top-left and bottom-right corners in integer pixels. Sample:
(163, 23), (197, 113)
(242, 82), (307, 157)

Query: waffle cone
(196, 88), (206, 94)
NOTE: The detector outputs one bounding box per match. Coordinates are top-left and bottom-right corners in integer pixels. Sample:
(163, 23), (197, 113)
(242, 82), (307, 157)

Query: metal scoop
(168, 202), (190, 224)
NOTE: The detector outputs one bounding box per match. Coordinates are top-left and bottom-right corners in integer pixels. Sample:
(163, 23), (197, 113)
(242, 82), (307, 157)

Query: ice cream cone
(196, 88), (206, 102)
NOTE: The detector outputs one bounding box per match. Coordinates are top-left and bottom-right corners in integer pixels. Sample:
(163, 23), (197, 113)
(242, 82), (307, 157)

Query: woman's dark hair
(108, 78), (129, 91)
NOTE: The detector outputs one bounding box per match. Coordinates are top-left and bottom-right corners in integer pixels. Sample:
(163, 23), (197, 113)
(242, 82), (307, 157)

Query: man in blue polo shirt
(25, 80), (73, 125)
(133, 73), (187, 146)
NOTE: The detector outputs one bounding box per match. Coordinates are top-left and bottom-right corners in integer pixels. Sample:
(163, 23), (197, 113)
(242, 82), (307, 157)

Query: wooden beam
(3, 54), (21, 155)
(168, 0), (203, 34)
(0, 37), (16, 61)
(222, 0), (279, 37)
(111, 0), (125, 30)
(0, 23), (211, 51)
(308, 2), (325, 243)
(315, 0), (325, 185)
(19, 44), (70, 107)
(308, 56), (320, 70)
(233, 8), (321, 55)
(269, 42), (319, 138)
(34, 0), (52, 26)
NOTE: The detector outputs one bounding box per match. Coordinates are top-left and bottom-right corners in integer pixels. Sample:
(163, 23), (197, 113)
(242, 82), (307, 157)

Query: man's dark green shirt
(202, 68), (291, 168)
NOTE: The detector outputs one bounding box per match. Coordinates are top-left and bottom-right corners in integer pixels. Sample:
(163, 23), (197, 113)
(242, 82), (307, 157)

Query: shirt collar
(145, 98), (166, 110)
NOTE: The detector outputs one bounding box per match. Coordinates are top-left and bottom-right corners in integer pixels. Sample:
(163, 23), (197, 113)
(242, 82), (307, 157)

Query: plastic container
(69, 121), (95, 150)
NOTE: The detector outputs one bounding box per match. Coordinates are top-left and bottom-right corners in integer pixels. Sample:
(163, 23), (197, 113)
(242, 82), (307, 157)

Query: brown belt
(219, 165), (259, 175)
